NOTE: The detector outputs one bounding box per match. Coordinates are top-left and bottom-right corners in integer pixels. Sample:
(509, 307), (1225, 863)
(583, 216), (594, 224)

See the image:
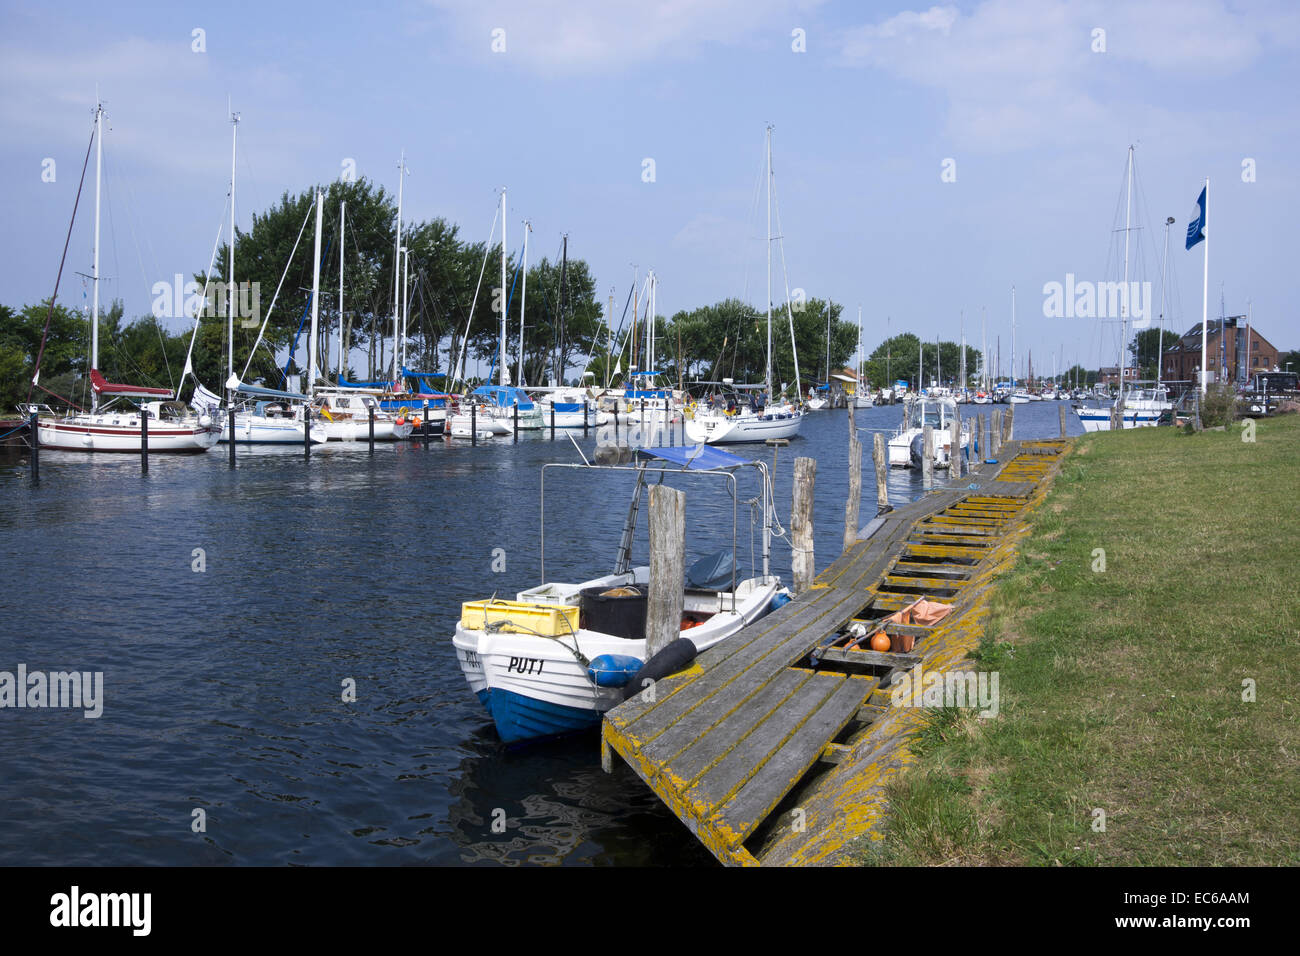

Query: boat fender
(769, 590), (792, 613)
(622, 638), (698, 701)
(587, 654), (645, 688)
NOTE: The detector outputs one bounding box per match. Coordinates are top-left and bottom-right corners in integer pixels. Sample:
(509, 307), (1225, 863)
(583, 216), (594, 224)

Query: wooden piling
(368, 405), (375, 452)
(791, 457), (816, 593)
(976, 414), (985, 462)
(513, 402), (519, 443)
(1059, 403), (1067, 438)
(228, 407), (236, 469)
(423, 399), (430, 446)
(872, 432), (888, 511)
(922, 424), (934, 484)
(304, 406), (312, 459)
(844, 404), (861, 552)
(583, 401), (589, 436)
(949, 415), (962, 478)
(140, 406), (149, 473)
(471, 402), (477, 446)
(990, 410), (1001, 457)
(1003, 403), (1014, 441)
(29, 411), (38, 486)
(550, 403), (556, 440)
(646, 484), (686, 657)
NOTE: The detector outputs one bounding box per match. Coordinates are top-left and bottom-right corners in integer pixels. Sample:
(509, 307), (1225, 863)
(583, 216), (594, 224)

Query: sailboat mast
(309, 189), (322, 402)
(1120, 145), (1133, 396)
(1158, 215), (1172, 389)
(648, 269), (655, 377)
(765, 125), (773, 399)
(500, 188), (507, 386)
(91, 101), (104, 410)
(981, 307), (987, 389)
(1011, 285), (1017, 389)
(338, 199), (345, 381)
(517, 219), (528, 387)
(960, 310), (966, 395)
(393, 151), (405, 385)
(225, 109), (238, 403)
(400, 247), (409, 377)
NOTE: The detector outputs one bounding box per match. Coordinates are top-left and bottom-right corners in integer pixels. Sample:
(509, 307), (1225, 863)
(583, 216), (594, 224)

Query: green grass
(859, 414), (1300, 866)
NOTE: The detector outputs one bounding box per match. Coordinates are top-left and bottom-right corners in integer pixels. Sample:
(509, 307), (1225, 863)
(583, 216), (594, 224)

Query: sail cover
(90, 369), (173, 398)
(643, 445), (748, 471)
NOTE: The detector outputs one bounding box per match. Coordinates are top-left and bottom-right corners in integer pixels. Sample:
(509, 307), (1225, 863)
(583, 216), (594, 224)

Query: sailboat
(25, 103), (220, 453)
(180, 110), (324, 445)
(1072, 146), (1172, 432)
(686, 127), (803, 444)
(1007, 286), (1032, 404)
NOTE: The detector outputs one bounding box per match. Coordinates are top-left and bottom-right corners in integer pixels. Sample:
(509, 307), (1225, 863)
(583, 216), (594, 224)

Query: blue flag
(1186, 186), (1206, 250)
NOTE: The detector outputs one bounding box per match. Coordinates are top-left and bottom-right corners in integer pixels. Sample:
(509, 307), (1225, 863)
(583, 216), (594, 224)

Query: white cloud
(837, 0), (1287, 152)
(424, 0), (825, 72)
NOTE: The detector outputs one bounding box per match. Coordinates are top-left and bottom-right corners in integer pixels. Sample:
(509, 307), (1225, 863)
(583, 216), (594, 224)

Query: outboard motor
(909, 432), (927, 469)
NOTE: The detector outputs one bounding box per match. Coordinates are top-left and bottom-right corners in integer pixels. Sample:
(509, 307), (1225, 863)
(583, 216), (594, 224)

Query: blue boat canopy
(643, 445), (748, 471)
(472, 384), (535, 408)
(234, 382), (309, 401)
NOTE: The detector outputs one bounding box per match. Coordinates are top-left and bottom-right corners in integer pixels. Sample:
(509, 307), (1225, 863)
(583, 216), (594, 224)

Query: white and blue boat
(452, 445), (786, 744)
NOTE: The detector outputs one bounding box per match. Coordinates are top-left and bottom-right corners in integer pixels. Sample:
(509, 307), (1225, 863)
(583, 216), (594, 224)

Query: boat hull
(685, 408), (802, 444)
(35, 416), (221, 453)
(453, 571), (781, 743)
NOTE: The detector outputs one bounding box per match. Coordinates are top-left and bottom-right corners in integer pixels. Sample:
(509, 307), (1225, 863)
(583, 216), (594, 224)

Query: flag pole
(1200, 177), (1210, 394)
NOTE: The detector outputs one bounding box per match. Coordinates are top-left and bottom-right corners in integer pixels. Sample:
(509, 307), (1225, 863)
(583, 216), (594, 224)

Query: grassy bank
(860, 413), (1300, 866)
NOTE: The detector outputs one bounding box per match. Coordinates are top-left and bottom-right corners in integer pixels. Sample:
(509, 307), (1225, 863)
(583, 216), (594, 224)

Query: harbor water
(0, 401), (1082, 865)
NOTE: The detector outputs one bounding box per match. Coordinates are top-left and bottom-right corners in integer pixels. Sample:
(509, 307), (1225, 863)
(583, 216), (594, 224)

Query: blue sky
(3, 0), (1297, 379)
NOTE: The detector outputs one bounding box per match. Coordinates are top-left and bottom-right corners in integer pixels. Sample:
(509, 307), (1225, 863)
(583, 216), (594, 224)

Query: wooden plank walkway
(602, 439), (1070, 866)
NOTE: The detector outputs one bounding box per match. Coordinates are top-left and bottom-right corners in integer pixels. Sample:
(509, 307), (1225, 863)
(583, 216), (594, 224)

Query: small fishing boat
(888, 395), (968, 468)
(452, 445), (787, 743)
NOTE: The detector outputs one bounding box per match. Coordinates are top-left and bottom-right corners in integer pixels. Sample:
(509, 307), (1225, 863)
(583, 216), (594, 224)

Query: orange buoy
(869, 632), (892, 652)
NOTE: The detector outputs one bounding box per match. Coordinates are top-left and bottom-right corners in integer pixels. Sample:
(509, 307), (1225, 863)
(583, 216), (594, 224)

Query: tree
(1129, 328), (1180, 379)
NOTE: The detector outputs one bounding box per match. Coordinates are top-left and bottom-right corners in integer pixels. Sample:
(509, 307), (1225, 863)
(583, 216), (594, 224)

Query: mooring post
(844, 403), (861, 552)
(872, 432), (888, 511)
(791, 456), (816, 593)
(1059, 403), (1067, 438)
(583, 401), (589, 436)
(140, 406), (149, 474)
(990, 410), (1001, 457)
(228, 406), (236, 469)
(976, 414), (986, 462)
(367, 405), (375, 452)
(550, 403), (556, 440)
(304, 406), (312, 459)
(646, 483), (686, 658)
(470, 402), (477, 446)
(513, 402), (519, 443)
(922, 424), (934, 484)
(949, 415), (962, 478)
(423, 399), (430, 446)
(29, 411), (39, 486)
(1004, 403), (1014, 441)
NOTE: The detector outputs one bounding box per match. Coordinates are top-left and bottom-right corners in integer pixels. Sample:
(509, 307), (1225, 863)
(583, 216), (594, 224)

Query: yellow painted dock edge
(754, 439), (1073, 866)
(599, 439), (1073, 867)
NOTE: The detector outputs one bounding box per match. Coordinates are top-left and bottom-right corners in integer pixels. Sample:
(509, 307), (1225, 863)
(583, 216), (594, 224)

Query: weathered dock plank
(602, 440), (1072, 866)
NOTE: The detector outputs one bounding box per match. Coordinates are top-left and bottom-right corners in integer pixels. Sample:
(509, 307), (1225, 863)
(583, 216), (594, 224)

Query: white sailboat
(26, 102), (220, 453)
(687, 127), (803, 444)
(1073, 146), (1172, 432)
(198, 111), (325, 444)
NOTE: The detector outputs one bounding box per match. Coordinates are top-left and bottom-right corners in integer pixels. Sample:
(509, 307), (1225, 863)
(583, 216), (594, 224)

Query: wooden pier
(601, 439), (1070, 866)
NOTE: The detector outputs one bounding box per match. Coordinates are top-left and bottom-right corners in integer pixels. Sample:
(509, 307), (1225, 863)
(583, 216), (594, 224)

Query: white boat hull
(35, 415), (221, 453)
(219, 415), (328, 444)
(685, 407), (802, 444)
(453, 569), (781, 742)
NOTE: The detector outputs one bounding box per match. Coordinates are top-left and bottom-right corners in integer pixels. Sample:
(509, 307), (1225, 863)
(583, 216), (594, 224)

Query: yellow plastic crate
(460, 599), (580, 636)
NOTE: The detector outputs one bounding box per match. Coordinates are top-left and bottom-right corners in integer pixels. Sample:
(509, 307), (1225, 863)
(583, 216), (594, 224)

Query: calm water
(0, 401), (1080, 865)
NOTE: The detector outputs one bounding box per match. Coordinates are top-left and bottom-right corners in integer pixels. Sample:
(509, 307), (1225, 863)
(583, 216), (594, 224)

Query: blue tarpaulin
(643, 445), (748, 471)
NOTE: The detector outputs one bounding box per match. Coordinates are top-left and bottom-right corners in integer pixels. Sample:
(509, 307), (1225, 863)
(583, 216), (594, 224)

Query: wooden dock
(601, 439), (1070, 866)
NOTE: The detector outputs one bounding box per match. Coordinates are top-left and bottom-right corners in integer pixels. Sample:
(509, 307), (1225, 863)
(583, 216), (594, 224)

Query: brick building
(1161, 317), (1281, 385)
